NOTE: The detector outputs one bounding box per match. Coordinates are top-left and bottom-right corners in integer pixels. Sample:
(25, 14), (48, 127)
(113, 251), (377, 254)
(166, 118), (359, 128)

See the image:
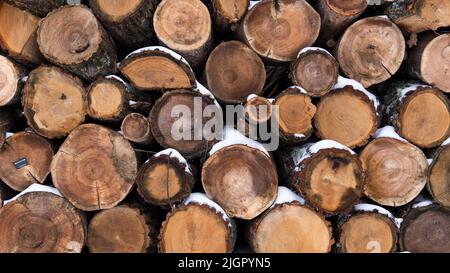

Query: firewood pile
(0, 0), (449, 253)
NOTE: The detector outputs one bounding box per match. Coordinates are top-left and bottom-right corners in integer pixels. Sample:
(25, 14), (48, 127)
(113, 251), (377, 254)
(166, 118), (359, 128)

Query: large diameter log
(0, 131), (54, 192)
(336, 16), (405, 88)
(273, 87), (316, 143)
(404, 32), (450, 93)
(240, 0), (321, 62)
(89, 0), (157, 50)
(87, 77), (128, 121)
(210, 0), (249, 33)
(428, 141), (450, 207)
(0, 55), (27, 106)
(121, 113), (154, 146)
(149, 90), (220, 159)
(119, 47), (196, 91)
(159, 193), (236, 253)
(153, 0), (213, 70)
(400, 204), (450, 253)
(51, 124), (138, 211)
(315, 0), (367, 48)
(360, 137), (428, 207)
(289, 48), (339, 97)
(386, 0), (450, 33)
(0, 2), (43, 66)
(22, 65), (87, 139)
(202, 144), (278, 219)
(87, 206), (152, 253)
(0, 191), (86, 253)
(205, 41), (266, 104)
(37, 5), (117, 81)
(384, 83), (450, 148)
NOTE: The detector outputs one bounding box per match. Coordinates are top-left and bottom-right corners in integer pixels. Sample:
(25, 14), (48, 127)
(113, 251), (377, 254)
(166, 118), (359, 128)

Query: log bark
(204, 41), (266, 104)
(428, 142), (450, 207)
(273, 87), (316, 143)
(403, 32), (450, 93)
(119, 47), (196, 92)
(87, 205), (153, 253)
(400, 204), (450, 253)
(0, 55), (27, 106)
(0, 191), (86, 253)
(0, 107), (14, 149)
(0, 182), (14, 208)
(336, 16), (405, 88)
(239, 0), (321, 62)
(210, 0), (249, 33)
(22, 65), (87, 139)
(384, 83), (450, 148)
(202, 144), (278, 219)
(315, 0), (367, 48)
(386, 0), (450, 33)
(37, 5), (117, 81)
(5, 0), (71, 17)
(0, 2), (44, 66)
(121, 113), (154, 146)
(289, 48), (339, 97)
(149, 90), (220, 159)
(0, 131), (54, 192)
(89, 0), (158, 50)
(136, 149), (194, 206)
(51, 124), (138, 211)
(315, 86), (379, 148)
(87, 77), (129, 121)
(159, 193), (236, 253)
(244, 95), (273, 125)
(153, 0), (213, 70)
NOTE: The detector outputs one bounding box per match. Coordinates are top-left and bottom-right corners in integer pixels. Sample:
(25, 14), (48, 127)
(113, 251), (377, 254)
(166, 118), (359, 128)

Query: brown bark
(384, 83), (450, 148)
(153, 0), (213, 70)
(239, 0), (321, 62)
(5, 0), (70, 17)
(119, 47), (196, 91)
(0, 107), (14, 149)
(360, 138), (428, 207)
(386, 0), (450, 33)
(89, 0), (158, 50)
(428, 142), (450, 207)
(210, 0), (249, 33)
(51, 124), (138, 211)
(121, 113), (154, 145)
(0, 191), (86, 253)
(87, 77), (129, 121)
(0, 55), (27, 106)
(336, 16), (405, 88)
(22, 65), (87, 139)
(37, 5), (117, 81)
(0, 2), (44, 66)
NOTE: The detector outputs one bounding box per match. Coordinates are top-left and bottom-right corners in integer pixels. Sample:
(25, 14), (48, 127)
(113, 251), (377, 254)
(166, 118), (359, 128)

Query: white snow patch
(125, 46), (192, 71)
(294, 133), (305, 138)
(184, 193), (232, 225)
(271, 187), (305, 209)
(268, 98), (275, 103)
(66, 0), (81, 4)
(5, 132), (14, 138)
(209, 126), (269, 156)
(3, 184), (63, 205)
(442, 136), (450, 146)
(288, 85), (308, 94)
(354, 203), (403, 228)
(128, 100), (137, 105)
(412, 200), (434, 209)
(298, 47), (333, 58)
(427, 158), (433, 165)
(194, 81), (221, 108)
(398, 83), (430, 101)
(248, 1), (259, 10)
(154, 148), (192, 174)
(377, 15), (389, 20)
(374, 126), (407, 142)
(21, 76), (28, 83)
(333, 76), (380, 111)
(106, 75), (127, 85)
(247, 94), (258, 101)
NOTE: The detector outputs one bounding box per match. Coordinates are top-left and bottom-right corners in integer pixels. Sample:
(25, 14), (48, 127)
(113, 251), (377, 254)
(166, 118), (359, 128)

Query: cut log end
(429, 144), (450, 207)
(87, 78), (128, 121)
(211, 0), (249, 32)
(244, 95), (272, 124)
(91, 0), (143, 21)
(121, 113), (154, 145)
(326, 0), (367, 16)
(0, 55), (25, 106)
(419, 34), (450, 93)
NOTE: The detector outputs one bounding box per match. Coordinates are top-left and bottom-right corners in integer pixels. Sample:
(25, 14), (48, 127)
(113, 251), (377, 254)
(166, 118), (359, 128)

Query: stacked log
(428, 139), (450, 207)
(210, 0), (249, 33)
(87, 77), (129, 121)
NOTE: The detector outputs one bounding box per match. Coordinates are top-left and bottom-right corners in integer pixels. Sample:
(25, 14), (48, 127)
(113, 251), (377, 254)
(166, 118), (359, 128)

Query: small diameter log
(289, 48), (339, 97)
(0, 2), (43, 65)
(276, 140), (365, 215)
(240, 0), (321, 62)
(315, 0), (367, 48)
(0, 107), (14, 149)
(386, 0), (450, 33)
(136, 148), (194, 206)
(428, 141), (450, 207)
(248, 187), (333, 253)
(159, 193), (236, 253)
(0, 131), (54, 192)
(205, 41), (266, 104)
(0, 55), (27, 106)
(400, 203), (450, 253)
(5, 0), (74, 17)
(87, 77), (128, 121)
(51, 124), (138, 211)
(315, 85), (379, 148)
(273, 87), (316, 143)
(22, 65), (87, 139)
(202, 144), (278, 219)
(0, 191), (86, 253)
(153, 0), (213, 70)
(244, 95), (273, 125)
(360, 136), (428, 207)
(121, 113), (154, 145)
(119, 47), (196, 92)
(210, 0), (249, 33)
(87, 206), (152, 253)
(149, 90), (220, 159)
(89, 0), (158, 50)
(404, 32), (450, 93)
(337, 204), (398, 253)
(37, 5), (117, 81)
(384, 83), (450, 148)
(336, 16), (405, 88)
